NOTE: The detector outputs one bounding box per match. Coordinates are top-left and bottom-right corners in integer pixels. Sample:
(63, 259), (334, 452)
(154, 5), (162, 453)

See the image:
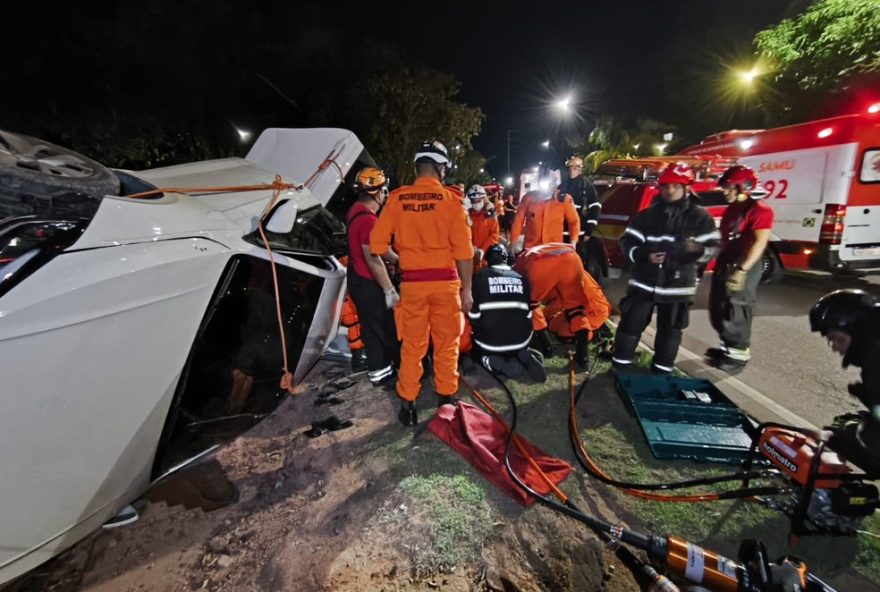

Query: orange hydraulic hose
(566, 356), (724, 503)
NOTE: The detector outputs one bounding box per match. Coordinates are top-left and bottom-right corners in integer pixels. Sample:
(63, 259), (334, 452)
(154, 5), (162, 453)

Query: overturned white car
(0, 128), (371, 584)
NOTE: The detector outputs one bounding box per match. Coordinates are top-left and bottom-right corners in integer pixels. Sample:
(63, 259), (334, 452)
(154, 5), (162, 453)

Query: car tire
(760, 247), (784, 284)
(581, 239), (608, 285)
(0, 129), (120, 217)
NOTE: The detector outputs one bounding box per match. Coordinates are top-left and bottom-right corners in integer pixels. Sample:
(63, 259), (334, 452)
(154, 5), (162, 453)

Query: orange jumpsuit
(510, 190), (580, 250)
(514, 243), (610, 336)
(337, 256), (364, 351)
(493, 196), (505, 217)
(469, 207), (500, 269)
(370, 176), (473, 401)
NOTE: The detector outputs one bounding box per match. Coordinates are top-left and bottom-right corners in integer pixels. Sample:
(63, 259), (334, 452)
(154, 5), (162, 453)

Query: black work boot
(436, 393), (460, 407)
(397, 401), (418, 426)
(517, 348), (547, 383)
(704, 347), (726, 361)
(350, 348), (368, 373)
(716, 356), (747, 373)
(574, 330), (590, 369)
(531, 329), (556, 358)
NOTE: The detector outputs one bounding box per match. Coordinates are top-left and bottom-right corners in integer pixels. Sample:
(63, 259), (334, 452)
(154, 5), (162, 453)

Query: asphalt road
(603, 269), (880, 428)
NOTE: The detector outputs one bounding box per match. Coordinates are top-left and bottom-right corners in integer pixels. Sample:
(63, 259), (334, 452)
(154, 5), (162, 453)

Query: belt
(400, 268), (459, 282)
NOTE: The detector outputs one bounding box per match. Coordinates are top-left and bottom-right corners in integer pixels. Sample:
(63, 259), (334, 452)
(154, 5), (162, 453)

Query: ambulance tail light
(819, 204), (846, 245)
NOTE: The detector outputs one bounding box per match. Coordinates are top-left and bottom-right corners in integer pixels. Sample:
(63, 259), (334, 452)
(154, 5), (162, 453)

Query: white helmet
(413, 140), (451, 166)
(466, 184), (487, 200)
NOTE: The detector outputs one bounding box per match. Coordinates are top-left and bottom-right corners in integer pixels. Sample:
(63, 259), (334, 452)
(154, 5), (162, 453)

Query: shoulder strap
(346, 208), (374, 229)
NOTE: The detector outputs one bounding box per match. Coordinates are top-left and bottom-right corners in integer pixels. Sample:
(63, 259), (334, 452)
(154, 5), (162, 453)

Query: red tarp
(427, 402), (572, 506)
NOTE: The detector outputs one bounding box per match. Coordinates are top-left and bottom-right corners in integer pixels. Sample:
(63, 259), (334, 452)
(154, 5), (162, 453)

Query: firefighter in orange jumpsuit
(510, 176), (580, 254)
(467, 184), (500, 267)
(370, 140), (474, 426)
(514, 243), (610, 368)
(337, 255), (367, 373)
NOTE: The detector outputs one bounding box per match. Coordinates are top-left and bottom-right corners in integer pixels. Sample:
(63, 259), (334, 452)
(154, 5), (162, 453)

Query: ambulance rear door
(738, 143), (858, 245)
(842, 147), (880, 263)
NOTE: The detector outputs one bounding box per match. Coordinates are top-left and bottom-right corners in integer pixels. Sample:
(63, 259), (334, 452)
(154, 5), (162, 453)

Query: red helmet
(658, 162), (695, 186)
(718, 165), (758, 191)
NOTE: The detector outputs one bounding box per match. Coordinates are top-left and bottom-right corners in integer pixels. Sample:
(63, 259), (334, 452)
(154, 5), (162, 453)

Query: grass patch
(398, 474), (495, 573)
(855, 512), (880, 582)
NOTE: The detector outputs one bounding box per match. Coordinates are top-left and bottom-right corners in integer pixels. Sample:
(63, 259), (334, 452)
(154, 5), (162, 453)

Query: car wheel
(0, 129), (120, 217)
(760, 247), (784, 284)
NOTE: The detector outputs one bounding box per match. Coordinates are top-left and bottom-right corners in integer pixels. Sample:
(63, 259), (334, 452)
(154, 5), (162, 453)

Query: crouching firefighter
(370, 141), (474, 427)
(468, 244), (547, 382)
(612, 162), (719, 374)
(514, 243), (609, 369)
(811, 289), (880, 473)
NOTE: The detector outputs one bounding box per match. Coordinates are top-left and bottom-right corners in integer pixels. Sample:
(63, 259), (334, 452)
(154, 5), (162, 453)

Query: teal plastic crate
(614, 371), (756, 464)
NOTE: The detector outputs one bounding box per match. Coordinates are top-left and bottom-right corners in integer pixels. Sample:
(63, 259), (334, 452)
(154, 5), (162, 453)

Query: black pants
(347, 270), (399, 376)
(612, 289), (690, 372)
(709, 260), (762, 355)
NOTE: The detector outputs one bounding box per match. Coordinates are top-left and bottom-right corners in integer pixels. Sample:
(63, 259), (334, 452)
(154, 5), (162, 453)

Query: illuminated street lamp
(236, 128), (251, 142)
(504, 177), (514, 186)
(555, 96), (572, 112)
(541, 140), (550, 149)
(738, 66), (760, 85)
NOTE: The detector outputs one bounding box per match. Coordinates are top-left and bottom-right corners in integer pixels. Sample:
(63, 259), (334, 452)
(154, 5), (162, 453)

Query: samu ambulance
(680, 103), (880, 272)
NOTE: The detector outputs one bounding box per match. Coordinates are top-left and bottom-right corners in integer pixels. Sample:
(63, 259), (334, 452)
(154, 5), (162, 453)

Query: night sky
(7, 0), (810, 175)
(411, 0), (809, 175)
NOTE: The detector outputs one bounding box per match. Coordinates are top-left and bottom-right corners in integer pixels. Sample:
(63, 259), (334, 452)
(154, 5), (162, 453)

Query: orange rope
(460, 376), (570, 504)
(115, 149), (346, 394)
(123, 178), (302, 200)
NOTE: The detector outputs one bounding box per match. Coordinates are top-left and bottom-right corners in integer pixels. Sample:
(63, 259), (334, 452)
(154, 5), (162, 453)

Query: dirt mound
(14, 355), (880, 591)
(12, 360), (644, 592)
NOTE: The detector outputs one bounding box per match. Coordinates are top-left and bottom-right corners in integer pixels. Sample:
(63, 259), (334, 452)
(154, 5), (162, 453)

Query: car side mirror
(265, 200), (299, 234)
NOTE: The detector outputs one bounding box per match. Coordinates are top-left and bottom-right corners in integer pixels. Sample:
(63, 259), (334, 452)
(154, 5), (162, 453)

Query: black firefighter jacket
(468, 264), (533, 353)
(619, 196), (719, 303)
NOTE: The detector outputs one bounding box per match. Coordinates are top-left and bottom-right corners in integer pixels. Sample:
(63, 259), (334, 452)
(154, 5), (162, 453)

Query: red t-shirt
(719, 199), (774, 260)
(346, 202), (378, 280)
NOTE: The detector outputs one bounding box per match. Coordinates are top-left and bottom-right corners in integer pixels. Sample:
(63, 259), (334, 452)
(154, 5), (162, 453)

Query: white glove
(384, 286), (400, 309)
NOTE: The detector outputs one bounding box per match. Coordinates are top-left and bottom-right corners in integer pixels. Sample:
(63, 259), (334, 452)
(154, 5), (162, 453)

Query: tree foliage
(2, 2), (484, 176)
(355, 67), (484, 185)
(754, 0), (880, 121)
(572, 116), (678, 172)
(755, 0), (880, 91)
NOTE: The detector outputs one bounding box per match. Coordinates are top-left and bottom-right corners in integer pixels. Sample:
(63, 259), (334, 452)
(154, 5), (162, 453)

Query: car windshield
(244, 205), (347, 258)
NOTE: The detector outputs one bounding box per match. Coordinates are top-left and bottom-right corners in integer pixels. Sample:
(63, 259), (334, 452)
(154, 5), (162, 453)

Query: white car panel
(0, 239), (229, 576)
(0, 127), (352, 585)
